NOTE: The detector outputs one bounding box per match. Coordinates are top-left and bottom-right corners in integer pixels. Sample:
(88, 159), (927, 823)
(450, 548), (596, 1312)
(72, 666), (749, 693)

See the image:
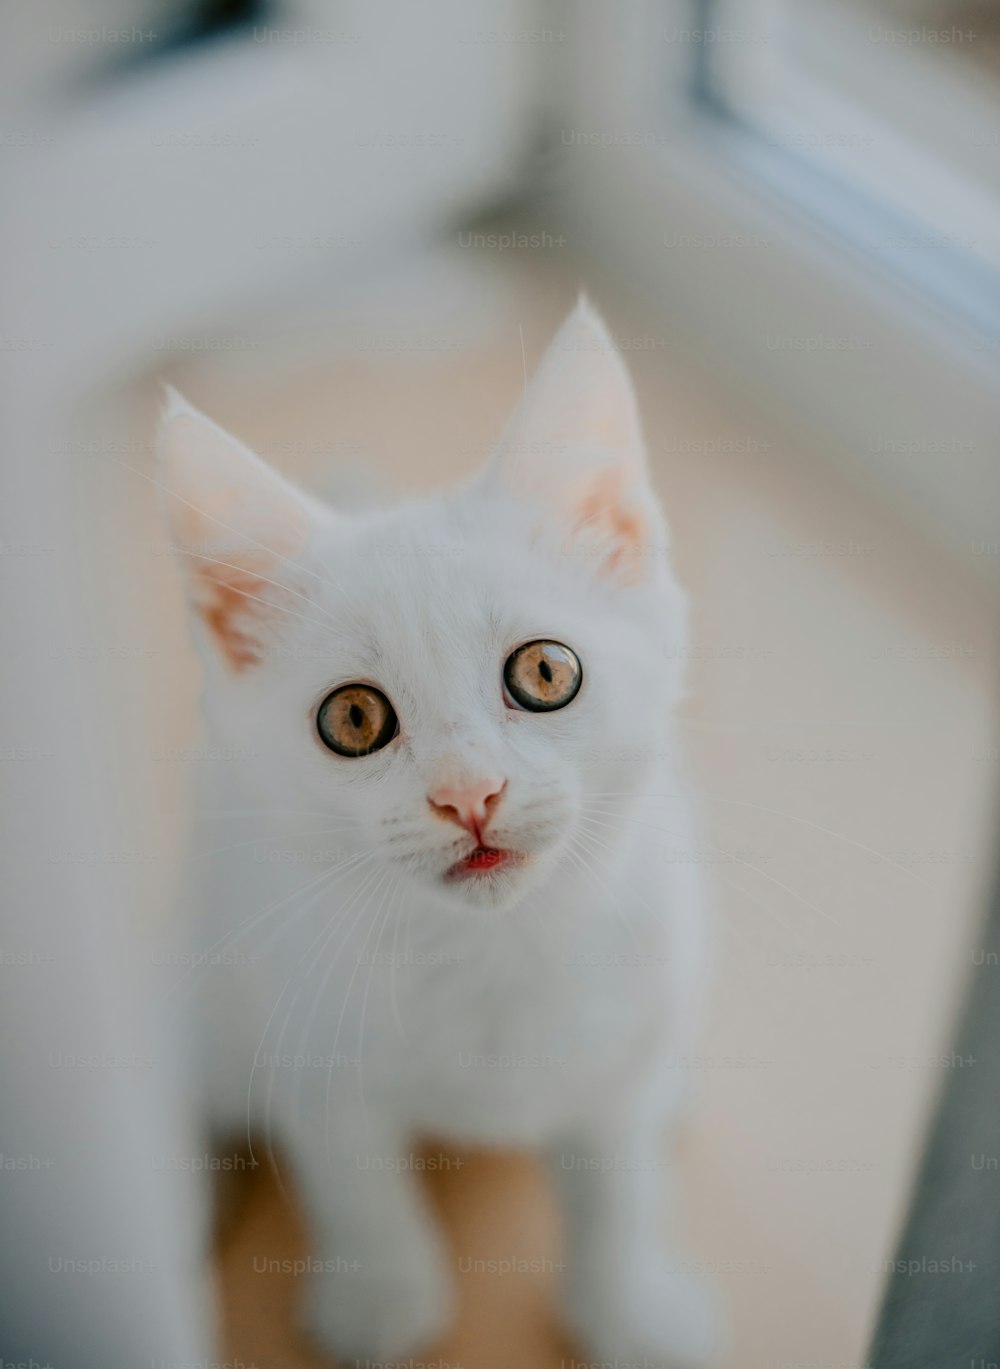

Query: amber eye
(503, 640), (582, 712)
(317, 684), (398, 757)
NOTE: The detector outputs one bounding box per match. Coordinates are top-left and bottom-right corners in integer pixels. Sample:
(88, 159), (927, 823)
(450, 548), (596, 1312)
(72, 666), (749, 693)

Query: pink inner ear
(192, 557), (276, 671)
(568, 467), (649, 586)
(160, 403), (320, 667)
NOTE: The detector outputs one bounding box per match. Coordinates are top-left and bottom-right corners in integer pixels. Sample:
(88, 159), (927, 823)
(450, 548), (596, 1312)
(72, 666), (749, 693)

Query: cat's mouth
(445, 846), (527, 881)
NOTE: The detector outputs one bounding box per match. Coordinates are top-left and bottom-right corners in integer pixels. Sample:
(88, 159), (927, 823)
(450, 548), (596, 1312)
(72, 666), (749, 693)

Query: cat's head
(159, 299), (688, 911)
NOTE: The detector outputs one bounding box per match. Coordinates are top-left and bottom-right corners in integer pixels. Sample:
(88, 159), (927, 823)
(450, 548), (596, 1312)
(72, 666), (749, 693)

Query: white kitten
(161, 299), (717, 1368)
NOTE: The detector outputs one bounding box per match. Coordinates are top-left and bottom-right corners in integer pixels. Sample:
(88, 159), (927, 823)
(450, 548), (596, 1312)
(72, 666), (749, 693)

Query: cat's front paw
(300, 1251), (454, 1364)
(564, 1260), (721, 1369)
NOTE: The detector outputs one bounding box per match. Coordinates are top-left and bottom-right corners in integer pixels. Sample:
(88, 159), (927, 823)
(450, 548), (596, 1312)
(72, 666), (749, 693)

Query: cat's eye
(503, 640), (582, 713)
(317, 684), (398, 757)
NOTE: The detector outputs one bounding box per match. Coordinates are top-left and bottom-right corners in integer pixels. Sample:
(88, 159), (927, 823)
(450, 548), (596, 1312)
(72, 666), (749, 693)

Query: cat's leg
(547, 1088), (720, 1369)
(284, 1110), (455, 1362)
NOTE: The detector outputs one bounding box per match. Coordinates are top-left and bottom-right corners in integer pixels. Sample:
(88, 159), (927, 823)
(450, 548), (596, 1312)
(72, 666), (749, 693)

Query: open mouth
(445, 846), (526, 881)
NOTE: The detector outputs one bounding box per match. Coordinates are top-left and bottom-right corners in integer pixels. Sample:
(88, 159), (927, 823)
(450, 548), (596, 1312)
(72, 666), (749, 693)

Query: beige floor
(123, 244), (1000, 1368)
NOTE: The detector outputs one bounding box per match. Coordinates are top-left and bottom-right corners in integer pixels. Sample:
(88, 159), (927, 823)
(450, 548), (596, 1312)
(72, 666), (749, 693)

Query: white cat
(160, 299), (717, 1368)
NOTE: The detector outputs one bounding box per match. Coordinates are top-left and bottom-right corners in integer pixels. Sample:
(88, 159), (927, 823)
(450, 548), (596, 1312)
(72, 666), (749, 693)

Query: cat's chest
(374, 920), (670, 1141)
(195, 828), (681, 1142)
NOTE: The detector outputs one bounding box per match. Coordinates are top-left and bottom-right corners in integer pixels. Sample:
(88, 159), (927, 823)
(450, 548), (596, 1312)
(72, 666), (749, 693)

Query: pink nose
(427, 776), (506, 837)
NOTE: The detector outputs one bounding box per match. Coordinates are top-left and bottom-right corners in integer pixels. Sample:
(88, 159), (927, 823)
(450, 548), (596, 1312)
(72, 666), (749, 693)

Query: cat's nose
(427, 776), (507, 837)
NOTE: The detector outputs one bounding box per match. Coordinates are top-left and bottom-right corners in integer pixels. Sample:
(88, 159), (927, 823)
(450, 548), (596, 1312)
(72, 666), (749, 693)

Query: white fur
(162, 300), (717, 1367)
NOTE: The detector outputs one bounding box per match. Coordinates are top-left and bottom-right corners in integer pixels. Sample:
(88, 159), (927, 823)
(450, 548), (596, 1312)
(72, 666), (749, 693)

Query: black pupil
(539, 659), (553, 683)
(349, 703), (365, 729)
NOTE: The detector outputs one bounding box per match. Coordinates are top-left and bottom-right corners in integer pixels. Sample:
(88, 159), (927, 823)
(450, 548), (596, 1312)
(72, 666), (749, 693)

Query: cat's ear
(157, 389), (325, 671)
(485, 298), (665, 586)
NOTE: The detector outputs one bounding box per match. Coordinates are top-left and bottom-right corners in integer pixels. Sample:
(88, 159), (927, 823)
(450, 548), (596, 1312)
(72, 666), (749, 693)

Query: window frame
(555, 0), (1000, 569)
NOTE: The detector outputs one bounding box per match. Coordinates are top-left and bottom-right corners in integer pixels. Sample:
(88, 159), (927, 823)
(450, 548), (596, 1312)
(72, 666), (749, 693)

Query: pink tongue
(466, 848), (503, 870)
